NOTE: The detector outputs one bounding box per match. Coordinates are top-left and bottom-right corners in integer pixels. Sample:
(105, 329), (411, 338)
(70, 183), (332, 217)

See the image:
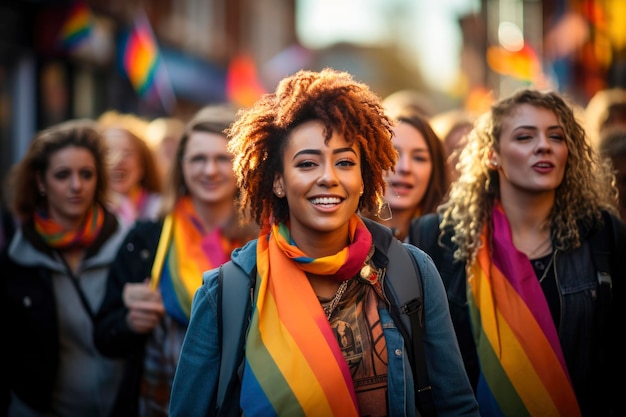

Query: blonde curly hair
(227, 68), (397, 229)
(440, 88), (619, 269)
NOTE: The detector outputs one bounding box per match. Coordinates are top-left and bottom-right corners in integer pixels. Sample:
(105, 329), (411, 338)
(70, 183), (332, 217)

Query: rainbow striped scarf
(34, 204), (104, 250)
(127, 185), (148, 215)
(468, 203), (581, 416)
(240, 214), (372, 416)
(151, 196), (241, 325)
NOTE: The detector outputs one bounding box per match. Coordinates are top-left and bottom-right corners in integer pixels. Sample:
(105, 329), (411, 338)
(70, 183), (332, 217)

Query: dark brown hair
(6, 119), (109, 222)
(391, 108), (450, 215)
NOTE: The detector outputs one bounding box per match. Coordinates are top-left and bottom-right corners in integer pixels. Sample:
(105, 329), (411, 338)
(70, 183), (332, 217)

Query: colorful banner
(119, 11), (176, 111)
(58, 1), (93, 50)
(226, 52), (266, 108)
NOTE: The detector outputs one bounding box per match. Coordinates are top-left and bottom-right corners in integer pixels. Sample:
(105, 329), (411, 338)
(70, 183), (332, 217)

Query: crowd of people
(1, 68), (625, 417)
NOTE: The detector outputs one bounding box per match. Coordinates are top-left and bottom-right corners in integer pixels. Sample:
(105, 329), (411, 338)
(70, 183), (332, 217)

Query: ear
(487, 149), (499, 169)
(36, 172), (45, 194)
(273, 174), (285, 198)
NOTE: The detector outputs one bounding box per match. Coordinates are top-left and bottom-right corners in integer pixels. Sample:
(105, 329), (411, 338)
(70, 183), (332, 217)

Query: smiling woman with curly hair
(170, 68), (479, 417)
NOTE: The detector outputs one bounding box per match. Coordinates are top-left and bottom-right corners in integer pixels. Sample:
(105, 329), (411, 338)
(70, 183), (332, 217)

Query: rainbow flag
(226, 53), (267, 107)
(487, 44), (541, 83)
(58, 1), (93, 50)
(121, 13), (160, 96)
(468, 203), (581, 416)
(119, 12), (176, 111)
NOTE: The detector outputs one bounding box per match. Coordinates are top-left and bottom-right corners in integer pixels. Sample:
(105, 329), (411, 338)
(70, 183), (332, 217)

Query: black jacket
(409, 211), (626, 417)
(94, 219), (163, 417)
(3, 211), (124, 415)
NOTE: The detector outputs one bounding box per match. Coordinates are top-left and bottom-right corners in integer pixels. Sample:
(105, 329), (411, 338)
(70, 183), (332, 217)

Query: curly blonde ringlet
(439, 88), (619, 275)
(227, 68), (397, 229)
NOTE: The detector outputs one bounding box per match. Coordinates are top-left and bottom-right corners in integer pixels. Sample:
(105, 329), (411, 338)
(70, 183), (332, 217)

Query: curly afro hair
(227, 68), (398, 229)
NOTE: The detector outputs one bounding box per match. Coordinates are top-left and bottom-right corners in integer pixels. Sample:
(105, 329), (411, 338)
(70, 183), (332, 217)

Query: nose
(316, 163), (340, 187)
(535, 134), (552, 153)
(396, 152), (411, 174)
(70, 173), (83, 191)
(201, 157), (218, 175)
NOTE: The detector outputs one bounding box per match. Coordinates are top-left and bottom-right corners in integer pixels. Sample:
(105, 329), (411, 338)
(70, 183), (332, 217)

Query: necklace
(321, 280), (349, 320)
(538, 251), (556, 284)
(528, 236), (552, 259)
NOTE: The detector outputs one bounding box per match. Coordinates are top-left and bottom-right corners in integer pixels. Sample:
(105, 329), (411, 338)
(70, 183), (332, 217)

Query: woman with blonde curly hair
(410, 88), (626, 417)
(170, 68), (478, 417)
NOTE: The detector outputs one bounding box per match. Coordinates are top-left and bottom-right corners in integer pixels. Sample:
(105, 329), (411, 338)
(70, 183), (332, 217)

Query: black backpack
(213, 236), (436, 417)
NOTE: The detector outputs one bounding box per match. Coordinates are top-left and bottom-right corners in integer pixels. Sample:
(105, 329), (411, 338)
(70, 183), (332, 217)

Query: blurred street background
(1, 0), (625, 183)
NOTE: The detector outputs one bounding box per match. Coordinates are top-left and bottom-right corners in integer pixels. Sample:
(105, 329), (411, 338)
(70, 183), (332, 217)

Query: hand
(122, 279), (165, 334)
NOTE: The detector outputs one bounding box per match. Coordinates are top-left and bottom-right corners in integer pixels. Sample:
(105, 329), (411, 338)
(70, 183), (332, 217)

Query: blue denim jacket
(170, 220), (479, 417)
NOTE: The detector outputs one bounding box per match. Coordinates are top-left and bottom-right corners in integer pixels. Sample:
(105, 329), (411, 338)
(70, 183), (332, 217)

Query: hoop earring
(376, 201), (392, 221)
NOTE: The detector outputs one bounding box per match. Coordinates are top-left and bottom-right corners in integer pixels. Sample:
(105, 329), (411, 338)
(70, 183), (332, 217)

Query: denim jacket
(170, 218), (479, 417)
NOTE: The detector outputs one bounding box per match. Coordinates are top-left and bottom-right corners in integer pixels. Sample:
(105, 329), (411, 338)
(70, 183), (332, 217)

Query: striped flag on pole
(58, 1), (94, 50)
(120, 10), (176, 111)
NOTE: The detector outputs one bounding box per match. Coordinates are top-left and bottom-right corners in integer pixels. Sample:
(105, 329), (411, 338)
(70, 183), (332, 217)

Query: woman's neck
(60, 248), (85, 274)
(189, 196), (235, 233)
(500, 192), (554, 257)
(289, 224), (351, 260)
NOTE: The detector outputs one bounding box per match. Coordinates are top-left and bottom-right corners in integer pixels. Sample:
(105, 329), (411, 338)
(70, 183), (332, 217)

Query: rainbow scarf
(34, 204), (104, 250)
(240, 214), (372, 416)
(468, 203), (581, 416)
(127, 185), (148, 215)
(151, 196), (241, 325)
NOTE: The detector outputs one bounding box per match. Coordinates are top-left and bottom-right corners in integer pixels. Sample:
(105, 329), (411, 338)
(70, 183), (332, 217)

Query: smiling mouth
(391, 182), (413, 190)
(310, 197), (342, 205)
(110, 171), (127, 181)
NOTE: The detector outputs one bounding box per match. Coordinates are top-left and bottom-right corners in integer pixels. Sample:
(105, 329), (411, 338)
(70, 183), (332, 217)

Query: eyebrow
(293, 147), (357, 160)
(513, 124), (563, 131)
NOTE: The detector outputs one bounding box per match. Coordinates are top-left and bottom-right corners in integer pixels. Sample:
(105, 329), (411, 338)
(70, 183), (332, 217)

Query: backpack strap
(385, 238), (436, 417)
(589, 211), (616, 335)
(216, 261), (255, 416)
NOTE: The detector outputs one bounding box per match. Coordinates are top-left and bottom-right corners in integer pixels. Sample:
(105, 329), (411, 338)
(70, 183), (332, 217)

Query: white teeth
(310, 197), (341, 205)
(535, 163), (551, 167)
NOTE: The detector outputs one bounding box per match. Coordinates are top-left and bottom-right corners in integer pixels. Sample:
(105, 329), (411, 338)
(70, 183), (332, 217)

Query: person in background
(0, 196), (17, 252)
(410, 88), (626, 416)
(99, 111), (162, 226)
(584, 87), (626, 147)
(170, 68), (479, 417)
(597, 126), (626, 222)
(94, 104), (258, 417)
(430, 108), (476, 182)
(145, 116), (185, 183)
(2, 119), (129, 417)
(366, 107), (449, 242)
